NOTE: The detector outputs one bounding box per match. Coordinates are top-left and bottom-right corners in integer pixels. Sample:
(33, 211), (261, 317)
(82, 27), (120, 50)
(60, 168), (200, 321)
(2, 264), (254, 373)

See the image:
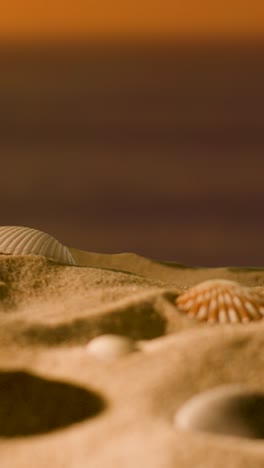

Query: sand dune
(0, 249), (264, 467)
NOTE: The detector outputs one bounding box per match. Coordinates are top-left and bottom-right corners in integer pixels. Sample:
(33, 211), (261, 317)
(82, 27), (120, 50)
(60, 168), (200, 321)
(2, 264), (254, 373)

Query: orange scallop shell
(175, 279), (264, 323)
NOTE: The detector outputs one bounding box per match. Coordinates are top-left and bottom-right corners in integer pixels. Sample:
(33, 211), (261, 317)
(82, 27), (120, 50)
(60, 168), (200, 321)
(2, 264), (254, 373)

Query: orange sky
(0, 0), (264, 42)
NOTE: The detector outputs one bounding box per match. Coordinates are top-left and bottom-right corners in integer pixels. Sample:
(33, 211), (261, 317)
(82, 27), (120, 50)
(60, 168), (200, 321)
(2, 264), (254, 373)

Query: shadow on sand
(0, 370), (105, 437)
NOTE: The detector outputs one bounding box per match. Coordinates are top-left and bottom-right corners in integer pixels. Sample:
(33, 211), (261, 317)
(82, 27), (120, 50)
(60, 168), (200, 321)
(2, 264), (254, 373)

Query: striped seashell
(176, 279), (264, 323)
(0, 226), (76, 266)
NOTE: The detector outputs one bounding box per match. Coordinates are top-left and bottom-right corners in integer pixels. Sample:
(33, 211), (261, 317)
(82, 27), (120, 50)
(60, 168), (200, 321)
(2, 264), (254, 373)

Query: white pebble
(174, 384), (264, 439)
(86, 334), (137, 360)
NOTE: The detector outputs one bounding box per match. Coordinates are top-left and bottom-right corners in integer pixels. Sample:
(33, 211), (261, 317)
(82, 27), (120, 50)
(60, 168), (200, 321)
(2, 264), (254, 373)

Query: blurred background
(1, 0), (264, 266)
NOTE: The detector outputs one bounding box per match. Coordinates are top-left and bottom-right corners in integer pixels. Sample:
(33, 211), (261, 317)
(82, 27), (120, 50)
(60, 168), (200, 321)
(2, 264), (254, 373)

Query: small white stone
(174, 384), (264, 439)
(86, 334), (137, 360)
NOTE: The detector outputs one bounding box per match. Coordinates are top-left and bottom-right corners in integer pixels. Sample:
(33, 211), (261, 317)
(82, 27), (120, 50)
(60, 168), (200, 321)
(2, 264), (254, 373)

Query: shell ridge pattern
(1, 227), (34, 253)
(0, 226), (76, 265)
(11, 228), (42, 254)
(49, 239), (64, 263)
(7, 228), (36, 252)
(43, 236), (57, 257)
(5, 227), (40, 254)
(64, 246), (74, 265)
(21, 230), (48, 254)
(52, 241), (64, 262)
(0, 226), (24, 251)
(36, 235), (55, 256)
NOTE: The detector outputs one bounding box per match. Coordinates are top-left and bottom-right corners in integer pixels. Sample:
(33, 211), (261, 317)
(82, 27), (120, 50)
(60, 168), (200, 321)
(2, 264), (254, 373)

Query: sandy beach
(0, 246), (264, 467)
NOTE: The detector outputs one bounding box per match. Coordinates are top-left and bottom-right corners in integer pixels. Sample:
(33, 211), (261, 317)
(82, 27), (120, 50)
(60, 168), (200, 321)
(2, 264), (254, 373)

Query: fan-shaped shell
(176, 279), (264, 323)
(0, 226), (76, 266)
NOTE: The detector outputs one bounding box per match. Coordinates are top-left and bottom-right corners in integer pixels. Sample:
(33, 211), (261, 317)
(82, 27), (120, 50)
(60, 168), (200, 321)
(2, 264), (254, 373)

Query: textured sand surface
(0, 249), (264, 467)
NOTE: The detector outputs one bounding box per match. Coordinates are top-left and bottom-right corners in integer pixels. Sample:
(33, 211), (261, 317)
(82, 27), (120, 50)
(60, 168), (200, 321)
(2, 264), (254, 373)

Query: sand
(0, 249), (264, 467)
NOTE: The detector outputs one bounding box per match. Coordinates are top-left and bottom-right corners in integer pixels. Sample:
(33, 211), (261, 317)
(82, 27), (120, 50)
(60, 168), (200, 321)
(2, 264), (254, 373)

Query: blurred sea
(1, 41), (264, 266)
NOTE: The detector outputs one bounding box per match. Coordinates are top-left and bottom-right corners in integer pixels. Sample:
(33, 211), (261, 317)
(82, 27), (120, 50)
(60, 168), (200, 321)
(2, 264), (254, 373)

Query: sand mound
(0, 250), (264, 467)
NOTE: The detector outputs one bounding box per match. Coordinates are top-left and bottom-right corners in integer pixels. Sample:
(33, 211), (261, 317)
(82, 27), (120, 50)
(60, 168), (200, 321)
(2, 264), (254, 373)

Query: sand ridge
(0, 250), (264, 467)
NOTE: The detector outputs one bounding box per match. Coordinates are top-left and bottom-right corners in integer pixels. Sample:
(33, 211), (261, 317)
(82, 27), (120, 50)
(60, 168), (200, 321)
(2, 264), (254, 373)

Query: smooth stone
(174, 384), (264, 439)
(86, 334), (137, 360)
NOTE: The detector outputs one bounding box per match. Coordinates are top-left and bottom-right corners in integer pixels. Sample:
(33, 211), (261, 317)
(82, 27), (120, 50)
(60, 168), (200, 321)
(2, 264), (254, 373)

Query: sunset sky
(1, 1), (264, 266)
(1, 0), (264, 42)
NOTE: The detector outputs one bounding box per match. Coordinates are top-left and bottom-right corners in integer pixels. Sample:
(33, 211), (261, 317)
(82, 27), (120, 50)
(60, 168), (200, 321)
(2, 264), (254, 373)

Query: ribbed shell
(176, 279), (264, 323)
(0, 226), (76, 266)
